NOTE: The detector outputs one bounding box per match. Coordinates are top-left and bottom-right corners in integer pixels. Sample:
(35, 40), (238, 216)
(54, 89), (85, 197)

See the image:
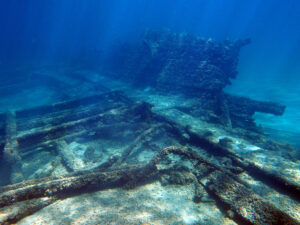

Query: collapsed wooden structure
(104, 30), (286, 131)
(0, 91), (299, 224)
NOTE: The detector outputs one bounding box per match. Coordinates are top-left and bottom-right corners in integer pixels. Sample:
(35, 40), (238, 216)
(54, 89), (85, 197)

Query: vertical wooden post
(3, 110), (24, 184)
(3, 110), (20, 164)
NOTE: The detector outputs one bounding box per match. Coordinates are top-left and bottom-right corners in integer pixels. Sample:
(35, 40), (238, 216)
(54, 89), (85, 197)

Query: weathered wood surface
(185, 128), (300, 202)
(0, 91), (133, 154)
(16, 91), (131, 119)
(0, 91), (299, 224)
(104, 30), (286, 131)
(205, 170), (299, 225)
(0, 91), (130, 145)
(3, 111), (20, 164)
(0, 91), (298, 202)
(155, 108), (300, 202)
(0, 146), (298, 224)
(0, 197), (57, 224)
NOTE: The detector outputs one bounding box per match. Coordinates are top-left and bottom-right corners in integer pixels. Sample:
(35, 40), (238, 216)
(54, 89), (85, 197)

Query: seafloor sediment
(0, 30), (299, 224)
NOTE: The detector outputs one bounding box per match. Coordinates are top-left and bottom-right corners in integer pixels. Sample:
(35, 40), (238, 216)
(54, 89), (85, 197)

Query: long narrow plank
(17, 101), (125, 132)
(0, 197), (57, 224)
(0, 146), (298, 224)
(158, 108), (300, 203)
(16, 102), (150, 152)
(204, 170), (299, 225)
(3, 111), (20, 164)
(16, 106), (127, 151)
(186, 129), (300, 202)
(16, 91), (132, 119)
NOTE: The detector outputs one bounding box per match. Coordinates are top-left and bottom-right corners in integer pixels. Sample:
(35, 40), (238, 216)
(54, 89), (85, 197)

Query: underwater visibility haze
(0, 0), (299, 224)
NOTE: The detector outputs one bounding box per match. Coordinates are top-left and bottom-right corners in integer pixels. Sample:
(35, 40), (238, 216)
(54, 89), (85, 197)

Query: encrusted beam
(204, 170), (299, 225)
(3, 111), (20, 164)
(0, 146), (298, 224)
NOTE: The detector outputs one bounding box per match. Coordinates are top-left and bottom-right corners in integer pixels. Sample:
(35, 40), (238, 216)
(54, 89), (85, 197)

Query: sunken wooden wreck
(0, 91), (299, 224)
(0, 30), (298, 224)
(105, 30), (285, 131)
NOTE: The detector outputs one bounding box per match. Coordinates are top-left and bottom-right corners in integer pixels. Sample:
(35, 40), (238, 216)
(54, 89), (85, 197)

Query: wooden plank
(156, 109), (300, 203)
(204, 170), (299, 225)
(15, 91), (132, 119)
(17, 106), (126, 151)
(185, 129), (300, 203)
(0, 146), (298, 224)
(17, 101), (124, 132)
(3, 111), (20, 164)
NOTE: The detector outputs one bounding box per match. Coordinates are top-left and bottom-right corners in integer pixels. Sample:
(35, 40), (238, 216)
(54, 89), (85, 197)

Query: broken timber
(0, 91), (299, 224)
(0, 146), (298, 224)
(184, 128), (300, 203)
(3, 111), (20, 164)
(0, 91), (133, 155)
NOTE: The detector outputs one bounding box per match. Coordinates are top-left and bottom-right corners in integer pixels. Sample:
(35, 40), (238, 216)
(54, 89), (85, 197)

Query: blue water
(1, 0), (299, 67)
(2, 0), (299, 146)
(0, 1), (299, 145)
(0, 1), (299, 140)
(0, 1), (300, 223)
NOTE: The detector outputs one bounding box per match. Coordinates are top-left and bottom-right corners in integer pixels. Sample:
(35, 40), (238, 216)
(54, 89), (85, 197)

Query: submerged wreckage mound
(107, 29), (250, 91)
(105, 29), (285, 131)
(0, 30), (297, 224)
(0, 91), (299, 224)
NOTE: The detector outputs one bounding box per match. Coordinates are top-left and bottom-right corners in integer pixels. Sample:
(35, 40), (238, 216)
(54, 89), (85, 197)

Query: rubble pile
(105, 30), (285, 131)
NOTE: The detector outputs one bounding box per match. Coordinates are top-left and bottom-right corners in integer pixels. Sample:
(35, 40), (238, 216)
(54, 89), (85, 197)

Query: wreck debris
(15, 92), (133, 152)
(0, 146), (298, 224)
(0, 91), (132, 153)
(204, 170), (299, 225)
(0, 164), (153, 208)
(0, 89), (298, 224)
(2, 111), (24, 184)
(104, 30), (285, 131)
(0, 91), (168, 186)
(185, 127), (300, 202)
(117, 124), (164, 165)
(0, 91), (134, 185)
(56, 140), (86, 172)
(0, 197), (57, 224)
(0, 90), (297, 201)
(225, 94), (285, 131)
(106, 30), (250, 91)
(3, 111), (20, 164)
